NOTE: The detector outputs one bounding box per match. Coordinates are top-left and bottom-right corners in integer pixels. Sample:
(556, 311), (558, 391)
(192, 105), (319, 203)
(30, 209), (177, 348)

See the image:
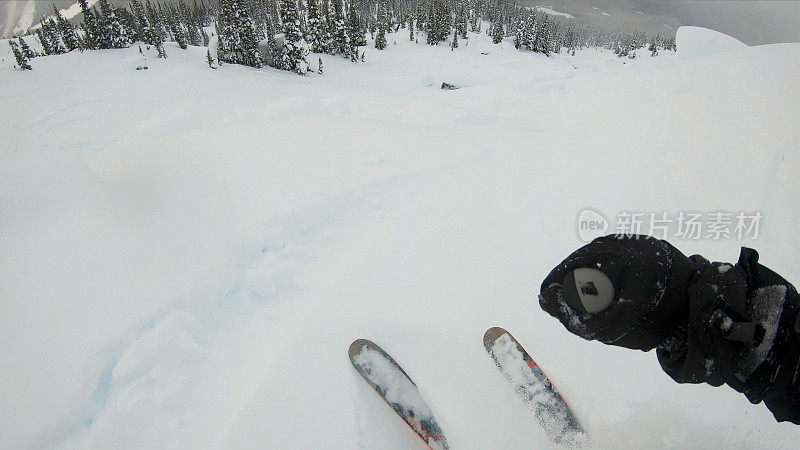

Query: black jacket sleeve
(656, 248), (800, 424)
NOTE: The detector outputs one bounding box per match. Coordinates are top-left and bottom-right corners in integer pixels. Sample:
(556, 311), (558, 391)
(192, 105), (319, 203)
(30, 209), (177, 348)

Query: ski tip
(348, 338), (373, 360)
(483, 326), (511, 348)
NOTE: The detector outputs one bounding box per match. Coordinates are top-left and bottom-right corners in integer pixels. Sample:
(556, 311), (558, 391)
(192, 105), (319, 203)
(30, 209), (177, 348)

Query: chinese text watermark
(577, 208), (762, 242)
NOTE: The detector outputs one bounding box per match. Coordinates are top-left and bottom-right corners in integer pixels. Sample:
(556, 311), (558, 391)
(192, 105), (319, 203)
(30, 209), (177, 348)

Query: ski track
(45, 151), (489, 448)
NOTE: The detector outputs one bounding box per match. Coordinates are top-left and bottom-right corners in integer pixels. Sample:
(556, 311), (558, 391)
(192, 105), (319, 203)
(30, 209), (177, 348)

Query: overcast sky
(526, 1), (800, 45)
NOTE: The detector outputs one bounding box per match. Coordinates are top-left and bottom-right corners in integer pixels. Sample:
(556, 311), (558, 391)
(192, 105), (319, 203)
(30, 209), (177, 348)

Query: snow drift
(676, 26), (748, 59)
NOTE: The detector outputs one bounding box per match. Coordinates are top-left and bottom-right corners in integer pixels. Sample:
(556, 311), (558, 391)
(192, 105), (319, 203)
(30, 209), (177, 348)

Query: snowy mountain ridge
(0, 0), (96, 38)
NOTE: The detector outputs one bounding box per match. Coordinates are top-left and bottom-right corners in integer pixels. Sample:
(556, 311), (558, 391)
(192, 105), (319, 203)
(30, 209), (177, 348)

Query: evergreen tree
(116, 6), (137, 41)
(306, 0), (325, 53)
(297, 0), (309, 35)
(131, 0), (158, 46)
(193, 0), (208, 26)
(458, 1), (467, 39)
(162, 2), (176, 41)
(469, 8), (479, 33)
(178, 0), (201, 45)
(426, 0), (449, 45)
(450, 28), (458, 49)
(280, 0), (310, 74)
(96, 0), (130, 48)
(265, 20), (285, 69)
(217, 0), (262, 67)
(532, 14), (549, 55)
(141, 1), (166, 56)
(96, 0), (113, 48)
(489, 18), (504, 44)
(318, 0), (333, 52)
(425, 0), (436, 44)
(45, 18), (68, 54)
(346, 0), (366, 48)
(521, 12), (534, 50)
(10, 41), (32, 70)
(130, 0), (146, 40)
(188, 23), (202, 46)
(18, 37), (37, 59)
(79, 0), (101, 49)
(178, 0), (191, 26)
(563, 20), (575, 53)
(145, 0), (167, 42)
(156, 38), (167, 57)
(512, 14), (523, 49)
(53, 4), (80, 51)
(156, 2), (171, 41)
(207, 48), (217, 67)
(167, 3), (189, 50)
(329, 0), (349, 56)
(172, 20), (188, 48)
(185, 13), (202, 45)
(36, 28), (54, 55)
(374, 0), (387, 50)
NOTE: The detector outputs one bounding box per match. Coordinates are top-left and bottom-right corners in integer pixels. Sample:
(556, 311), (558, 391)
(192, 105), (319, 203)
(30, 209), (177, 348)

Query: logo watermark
(576, 208), (762, 242)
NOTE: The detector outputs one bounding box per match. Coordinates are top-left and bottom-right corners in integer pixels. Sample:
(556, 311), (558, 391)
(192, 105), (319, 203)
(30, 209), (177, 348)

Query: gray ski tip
(484, 326), (512, 348)
(348, 338), (372, 360)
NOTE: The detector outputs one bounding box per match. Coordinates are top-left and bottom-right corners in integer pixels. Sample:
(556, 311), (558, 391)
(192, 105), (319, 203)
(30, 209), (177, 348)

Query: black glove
(538, 234), (695, 351)
(539, 234), (800, 424)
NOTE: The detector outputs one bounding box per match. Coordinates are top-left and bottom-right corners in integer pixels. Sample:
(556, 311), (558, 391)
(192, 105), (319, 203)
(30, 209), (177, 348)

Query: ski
(348, 339), (449, 450)
(484, 327), (588, 446)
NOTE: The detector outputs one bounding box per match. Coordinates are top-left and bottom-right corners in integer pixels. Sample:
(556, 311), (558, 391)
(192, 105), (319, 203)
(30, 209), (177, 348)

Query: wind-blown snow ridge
(676, 26), (748, 59)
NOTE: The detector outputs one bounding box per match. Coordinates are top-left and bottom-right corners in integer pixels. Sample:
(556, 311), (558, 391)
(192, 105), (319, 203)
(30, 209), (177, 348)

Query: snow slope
(1, 27), (799, 449)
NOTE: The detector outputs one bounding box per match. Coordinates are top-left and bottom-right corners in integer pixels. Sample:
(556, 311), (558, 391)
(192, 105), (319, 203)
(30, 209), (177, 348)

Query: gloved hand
(538, 234), (765, 381)
(658, 255), (764, 387)
(539, 234), (800, 424)
(538, 234), (696, 351)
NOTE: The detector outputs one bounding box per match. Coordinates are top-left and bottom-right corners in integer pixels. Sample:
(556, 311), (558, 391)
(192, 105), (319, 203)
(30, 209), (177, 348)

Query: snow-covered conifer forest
(1, 0), (798, 448)
(5, 0), (676, 74)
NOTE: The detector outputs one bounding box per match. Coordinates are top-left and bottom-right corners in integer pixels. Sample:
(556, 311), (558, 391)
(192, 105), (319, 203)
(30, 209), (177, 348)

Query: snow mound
(676, 26), (747, 59)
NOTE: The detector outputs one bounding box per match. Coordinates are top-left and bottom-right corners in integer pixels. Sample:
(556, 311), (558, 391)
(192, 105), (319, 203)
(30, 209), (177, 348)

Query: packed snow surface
(1, 26), (799, 449)
(676, 26), (748, 59)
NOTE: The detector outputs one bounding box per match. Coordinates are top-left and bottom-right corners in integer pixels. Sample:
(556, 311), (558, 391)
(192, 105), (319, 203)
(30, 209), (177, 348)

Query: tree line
(9, 0), (675, 73)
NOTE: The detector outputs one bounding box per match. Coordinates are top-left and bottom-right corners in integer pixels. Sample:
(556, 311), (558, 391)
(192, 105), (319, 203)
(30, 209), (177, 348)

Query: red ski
(484, 327), (587, 446)
(349, 339), (449, 449)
